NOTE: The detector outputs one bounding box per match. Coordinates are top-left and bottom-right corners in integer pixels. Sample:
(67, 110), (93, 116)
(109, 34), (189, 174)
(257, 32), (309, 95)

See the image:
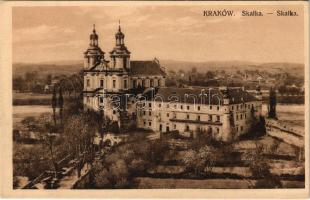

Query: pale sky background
(13, 5), (304, 64)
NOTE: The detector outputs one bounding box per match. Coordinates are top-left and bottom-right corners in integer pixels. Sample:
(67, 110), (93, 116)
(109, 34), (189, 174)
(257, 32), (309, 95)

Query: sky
(12, 5), (305, 64)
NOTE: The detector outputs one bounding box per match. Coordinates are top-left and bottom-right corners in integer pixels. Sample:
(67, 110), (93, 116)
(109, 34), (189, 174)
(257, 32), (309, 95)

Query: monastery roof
(130, 60), (165, 76)
(144, 87), (258, 105)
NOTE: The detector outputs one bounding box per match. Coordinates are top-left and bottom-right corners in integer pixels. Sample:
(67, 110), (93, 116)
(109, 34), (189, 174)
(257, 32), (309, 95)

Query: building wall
(131, 76), (165, 88)
(137, 100), (262, 141)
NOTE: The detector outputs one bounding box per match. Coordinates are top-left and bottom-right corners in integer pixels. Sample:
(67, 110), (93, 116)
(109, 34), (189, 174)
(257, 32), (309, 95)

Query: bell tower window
(113, 80), (116, 88)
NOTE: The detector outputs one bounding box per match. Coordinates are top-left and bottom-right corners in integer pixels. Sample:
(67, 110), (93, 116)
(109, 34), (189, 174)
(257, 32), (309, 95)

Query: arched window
(124, 79), (128, 89)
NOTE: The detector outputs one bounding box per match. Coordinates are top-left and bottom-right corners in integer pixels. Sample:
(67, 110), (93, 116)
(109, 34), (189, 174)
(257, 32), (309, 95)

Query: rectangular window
(217, 115), (220, 122)
(232, 106), (234, 110)
(236, 114), (239, 120)
(187, 114), (190, 119)
(198, 106), (200, 111)
(143, 120), (146, 125)
(167, 113), (169, 117)
(181, 105), (183, 110)
(113, 80), (116, 88)
(187, 106), (190, 110)
(217, 106), (219, 110)
(100, 79), (104, 88)
(124, 80), (127, 89)
(150, 79), (154, 87)
(149, 122), (152, 126)
(100, 97), (104, 103)
(241, 126), (243, 131)
(173, 113), (176, 119)
(174, 124), (176, 129)
(209, 115), (212, 121)
(237, 105), (239, 110)
(240, 114), (243, 120)
(197, 115), (200, 121)
(86, 79), (90, 87)
(149, 111), (152, 116)
(149, 103), (152, 107)
(159, 103), (161, 108)
(210, 105), (212, 110)
(143, 111), (146, 115)
(133, 80), (137, 88)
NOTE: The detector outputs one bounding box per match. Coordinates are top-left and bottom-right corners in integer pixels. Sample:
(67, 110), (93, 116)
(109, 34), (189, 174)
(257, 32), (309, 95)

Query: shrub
(92, 161), (111, 188)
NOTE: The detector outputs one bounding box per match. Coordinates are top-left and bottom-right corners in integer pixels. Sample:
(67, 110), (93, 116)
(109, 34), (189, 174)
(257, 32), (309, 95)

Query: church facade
(82, 24), (263, 142)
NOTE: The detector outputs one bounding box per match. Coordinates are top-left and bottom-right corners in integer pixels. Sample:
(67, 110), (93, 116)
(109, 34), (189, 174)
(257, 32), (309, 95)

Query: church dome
(90, 25), (98, 40)
(115, 26), (125, 39)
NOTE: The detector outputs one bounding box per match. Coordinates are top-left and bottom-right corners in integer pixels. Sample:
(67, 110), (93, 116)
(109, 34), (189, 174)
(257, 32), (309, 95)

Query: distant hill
(13, 60), (304, 78)
(13, 61), (84, 78)
(160, 60), (304, 78)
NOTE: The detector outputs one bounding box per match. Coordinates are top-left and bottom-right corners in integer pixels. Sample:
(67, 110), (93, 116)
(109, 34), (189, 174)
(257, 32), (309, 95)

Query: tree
(21, 116), (37, 131)
(46, 74), (52, 85)
(205, 71), (215, 80)
(278, 85), (287, 95)
(52, 87), (57, 126)
(109, 159), (130, 188)
(13, 77), (26, 92)
(244, 142), (282, 188)
(244, 142), (269, 178)
(268, 87), (277, 119)
(62, 113), (97, 175)
(182, 146), (217, 176)
(58, 87), (64, 126)
(92, 160), (111, 188)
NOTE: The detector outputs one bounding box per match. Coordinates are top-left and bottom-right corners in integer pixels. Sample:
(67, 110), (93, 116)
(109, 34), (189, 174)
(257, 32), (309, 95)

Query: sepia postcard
(0, 1), (309, 198)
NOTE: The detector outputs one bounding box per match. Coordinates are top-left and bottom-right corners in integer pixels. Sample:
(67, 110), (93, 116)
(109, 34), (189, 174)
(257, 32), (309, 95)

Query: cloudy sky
(13, 5), (304, 64)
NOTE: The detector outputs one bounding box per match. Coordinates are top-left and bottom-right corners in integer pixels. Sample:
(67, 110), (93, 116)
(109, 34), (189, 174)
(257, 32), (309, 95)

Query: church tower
(110, 21), (131, 70)
(84, 24), (105, 69)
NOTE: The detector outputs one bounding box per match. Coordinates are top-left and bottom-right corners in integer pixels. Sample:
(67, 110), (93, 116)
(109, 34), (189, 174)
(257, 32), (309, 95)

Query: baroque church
(83, 24), (263, 142)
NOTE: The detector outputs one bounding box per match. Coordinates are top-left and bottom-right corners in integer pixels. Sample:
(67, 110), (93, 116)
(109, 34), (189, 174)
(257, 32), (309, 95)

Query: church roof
(145, 87), (258, 105)
(130, 60), (165, 76)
